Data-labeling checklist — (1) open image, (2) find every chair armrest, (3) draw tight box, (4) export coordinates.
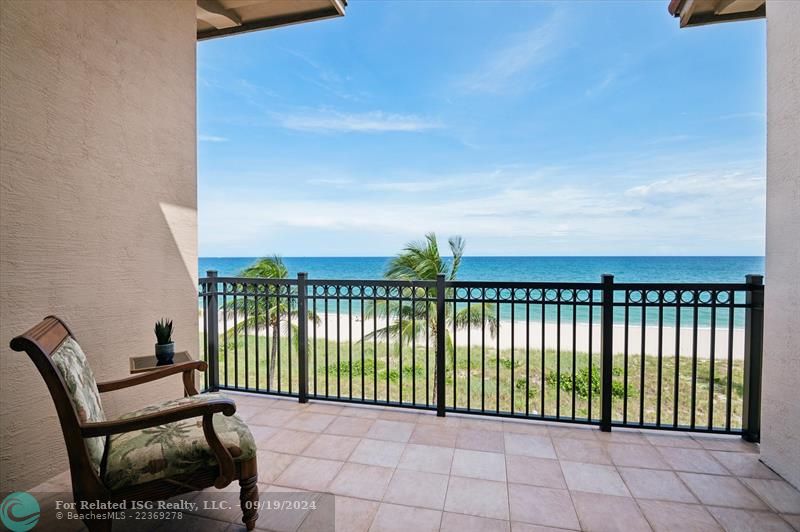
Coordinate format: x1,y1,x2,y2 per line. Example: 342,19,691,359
82,396,237,488
97,360,207,395
80,396,234,437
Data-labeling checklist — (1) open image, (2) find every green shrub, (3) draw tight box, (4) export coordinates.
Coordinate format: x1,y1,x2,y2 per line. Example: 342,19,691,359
545,366,627,399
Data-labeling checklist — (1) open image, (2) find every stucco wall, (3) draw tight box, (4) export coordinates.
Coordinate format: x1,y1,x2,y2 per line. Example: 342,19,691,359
0,0,197,490
762,0,800,489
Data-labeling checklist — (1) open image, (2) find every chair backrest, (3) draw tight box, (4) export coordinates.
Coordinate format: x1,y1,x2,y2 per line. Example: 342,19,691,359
9,316,107,480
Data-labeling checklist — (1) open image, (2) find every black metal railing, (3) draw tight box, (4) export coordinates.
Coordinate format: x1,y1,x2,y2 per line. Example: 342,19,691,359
199,270,764,440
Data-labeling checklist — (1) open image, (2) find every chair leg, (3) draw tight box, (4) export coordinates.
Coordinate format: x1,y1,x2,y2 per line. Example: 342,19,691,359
239,474,259,531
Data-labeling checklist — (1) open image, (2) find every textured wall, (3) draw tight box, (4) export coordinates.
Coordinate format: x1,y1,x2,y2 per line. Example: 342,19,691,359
0,0,197,490
762,0,800,489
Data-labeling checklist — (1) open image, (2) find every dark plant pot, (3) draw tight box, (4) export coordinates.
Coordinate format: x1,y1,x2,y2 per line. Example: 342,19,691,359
155,342,175,365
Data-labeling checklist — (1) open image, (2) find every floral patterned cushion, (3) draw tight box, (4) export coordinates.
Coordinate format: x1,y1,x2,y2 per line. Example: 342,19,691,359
102,393,257,490
51,337,106,475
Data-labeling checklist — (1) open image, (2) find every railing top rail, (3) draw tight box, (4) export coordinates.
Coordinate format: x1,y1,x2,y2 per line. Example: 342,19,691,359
201,276,298,286
307,278,437,288
612,282,756,291
446,280,602,289
200,277,762,292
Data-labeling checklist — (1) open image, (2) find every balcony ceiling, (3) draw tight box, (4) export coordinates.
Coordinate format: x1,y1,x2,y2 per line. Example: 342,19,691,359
197,0,346,40
668,0,765,27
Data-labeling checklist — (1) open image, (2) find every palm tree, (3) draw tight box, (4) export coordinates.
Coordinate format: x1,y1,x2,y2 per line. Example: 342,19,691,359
228,256,315,389
368,233,498,401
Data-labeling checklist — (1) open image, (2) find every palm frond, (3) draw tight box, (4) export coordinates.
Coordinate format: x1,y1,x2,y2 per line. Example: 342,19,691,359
448,235,464,279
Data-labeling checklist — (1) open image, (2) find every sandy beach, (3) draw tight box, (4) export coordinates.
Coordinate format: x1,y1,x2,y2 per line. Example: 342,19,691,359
201,311,744,360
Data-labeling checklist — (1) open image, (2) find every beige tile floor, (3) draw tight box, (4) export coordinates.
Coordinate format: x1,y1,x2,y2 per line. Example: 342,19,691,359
34,392,800,532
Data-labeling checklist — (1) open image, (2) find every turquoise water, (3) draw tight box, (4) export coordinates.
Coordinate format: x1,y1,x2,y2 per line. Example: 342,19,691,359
200,256,764,283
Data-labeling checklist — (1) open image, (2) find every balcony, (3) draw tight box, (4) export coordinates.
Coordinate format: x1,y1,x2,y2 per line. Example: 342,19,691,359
32,393,799,531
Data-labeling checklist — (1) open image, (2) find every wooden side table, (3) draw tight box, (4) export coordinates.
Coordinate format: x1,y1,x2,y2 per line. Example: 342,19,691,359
129,350,193,373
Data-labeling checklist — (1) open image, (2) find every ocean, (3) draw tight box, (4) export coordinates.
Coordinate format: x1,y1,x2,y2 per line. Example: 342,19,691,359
199,256,764,283
199,256,764,330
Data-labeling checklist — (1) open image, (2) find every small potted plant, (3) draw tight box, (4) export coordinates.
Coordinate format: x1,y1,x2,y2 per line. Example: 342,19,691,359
154,318,175,365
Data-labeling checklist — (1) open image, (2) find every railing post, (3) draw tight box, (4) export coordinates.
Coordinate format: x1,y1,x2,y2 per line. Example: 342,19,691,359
600,274,614,432
206,270,220,392
742,274,764,442
297,272,309,404
436,274,446,417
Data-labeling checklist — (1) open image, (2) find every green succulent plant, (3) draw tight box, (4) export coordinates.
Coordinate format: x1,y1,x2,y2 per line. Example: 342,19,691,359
154,318,173,345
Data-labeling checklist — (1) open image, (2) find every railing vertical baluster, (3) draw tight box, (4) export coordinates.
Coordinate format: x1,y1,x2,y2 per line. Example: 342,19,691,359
336,291,341,398
541,299,545,417
496,291,501,413
726,289,735,431
600,274,614,432
233,284,239,389
264,285,277,391
436,274,446,417
656,289,663,427
571,298,576,420
482,295,486,412
425,286,429,407
201,279,209,392
453,293,457,409
623,291,629,424
374,286,378,403
206,270,220,391
412,285,416,406
298,273,309,403
691,293,699,429
556,294,561,419
386,287,390,402
511,291,516,415
361,287,366,402
674,290,681,428
288,285,292,394
255,284,260,391
709,301,717,429
639,297,646,425
588,297,594,421
223,284,229,388
467,289,471,411
244,284,249,390
313,286,317,397
277,284,282,393
349,292,353,401
525,300,530,416
742,274,764,442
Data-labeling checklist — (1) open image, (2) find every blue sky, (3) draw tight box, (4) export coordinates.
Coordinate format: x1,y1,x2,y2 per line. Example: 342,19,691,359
197,0,765,257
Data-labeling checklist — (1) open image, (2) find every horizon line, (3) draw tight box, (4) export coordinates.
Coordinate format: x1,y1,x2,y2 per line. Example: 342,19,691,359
199,255,766,259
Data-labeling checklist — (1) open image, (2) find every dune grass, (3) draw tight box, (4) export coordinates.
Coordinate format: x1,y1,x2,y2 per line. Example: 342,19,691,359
206,334,744,429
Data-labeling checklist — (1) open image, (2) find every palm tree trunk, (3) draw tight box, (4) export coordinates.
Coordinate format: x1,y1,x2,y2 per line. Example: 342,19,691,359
269,321,279,389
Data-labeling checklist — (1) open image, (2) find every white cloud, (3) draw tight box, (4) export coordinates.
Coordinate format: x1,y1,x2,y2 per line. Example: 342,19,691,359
459,11,563,94
278,110,442,133
199,134,228,142
199,164,765,256
625,172,763,200
585,71,617,98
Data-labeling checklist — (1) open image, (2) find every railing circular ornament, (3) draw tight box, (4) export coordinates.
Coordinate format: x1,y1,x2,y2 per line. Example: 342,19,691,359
646,290,661,304
576,289,591,303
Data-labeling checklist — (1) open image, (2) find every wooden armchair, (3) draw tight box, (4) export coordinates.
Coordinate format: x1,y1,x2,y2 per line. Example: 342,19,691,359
10,316,259,531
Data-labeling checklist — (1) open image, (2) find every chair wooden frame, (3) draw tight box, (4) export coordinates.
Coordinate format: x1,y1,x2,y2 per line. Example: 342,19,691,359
9,316,259,531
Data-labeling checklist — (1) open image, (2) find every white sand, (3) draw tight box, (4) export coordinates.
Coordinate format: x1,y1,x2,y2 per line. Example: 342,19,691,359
201,311,744,360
